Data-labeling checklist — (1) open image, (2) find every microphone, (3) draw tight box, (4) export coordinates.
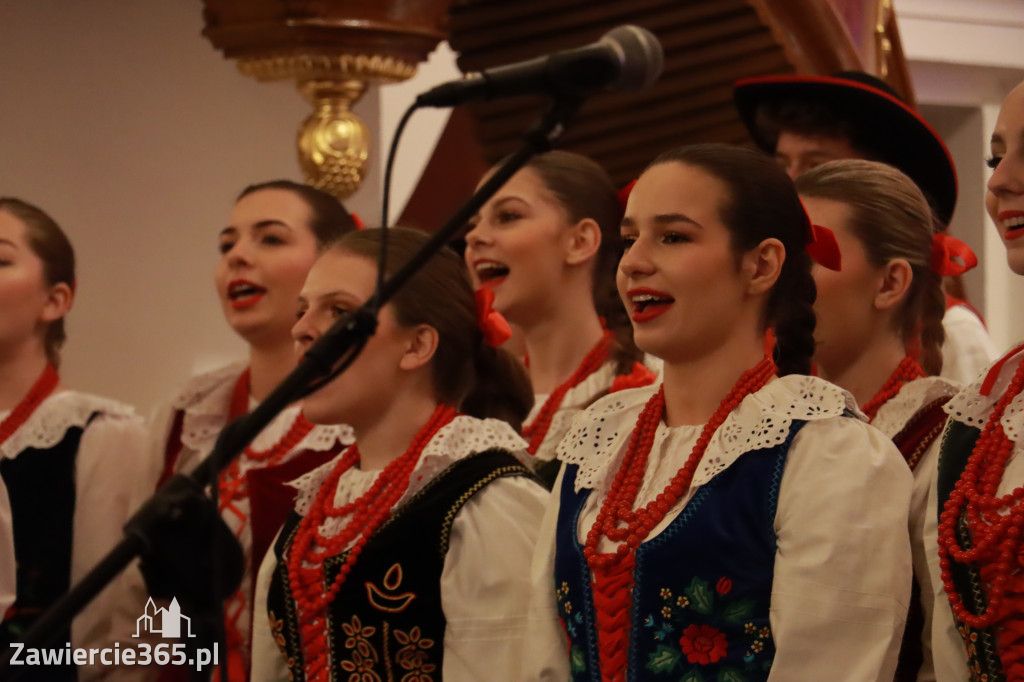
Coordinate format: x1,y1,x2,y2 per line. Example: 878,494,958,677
416,25,664,107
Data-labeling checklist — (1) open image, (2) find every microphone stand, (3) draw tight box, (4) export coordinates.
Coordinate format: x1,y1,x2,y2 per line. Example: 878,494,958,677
0,94,583,681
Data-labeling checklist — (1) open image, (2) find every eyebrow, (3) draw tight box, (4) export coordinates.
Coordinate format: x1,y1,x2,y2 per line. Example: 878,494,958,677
219,219,292,239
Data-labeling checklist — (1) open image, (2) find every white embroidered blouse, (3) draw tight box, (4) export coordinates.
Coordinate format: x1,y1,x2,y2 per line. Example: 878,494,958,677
522,375,914,681
872,376,960,682
152,362,354,664
1,390,154,682
249,415,549,682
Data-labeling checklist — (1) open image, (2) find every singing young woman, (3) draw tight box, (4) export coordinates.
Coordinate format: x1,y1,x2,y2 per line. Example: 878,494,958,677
249,227,547,682
796,159,972,681
933,78,1024,681
153,180,356,680
523,145,914,681
464,151,656,485
0,198,151,681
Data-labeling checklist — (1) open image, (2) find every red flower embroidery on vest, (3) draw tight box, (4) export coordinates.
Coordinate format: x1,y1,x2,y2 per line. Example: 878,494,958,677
679,624,728,665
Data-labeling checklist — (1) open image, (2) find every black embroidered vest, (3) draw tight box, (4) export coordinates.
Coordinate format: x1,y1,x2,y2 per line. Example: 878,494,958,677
1,423,88,682
267,449,535,681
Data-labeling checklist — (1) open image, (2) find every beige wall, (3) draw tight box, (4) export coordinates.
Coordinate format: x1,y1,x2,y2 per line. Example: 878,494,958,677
0,0,383,418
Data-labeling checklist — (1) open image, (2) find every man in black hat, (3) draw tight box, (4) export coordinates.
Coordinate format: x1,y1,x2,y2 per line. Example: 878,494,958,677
734,70,998,384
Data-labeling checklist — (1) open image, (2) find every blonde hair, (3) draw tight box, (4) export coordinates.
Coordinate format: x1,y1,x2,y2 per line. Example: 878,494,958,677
795,159,945,375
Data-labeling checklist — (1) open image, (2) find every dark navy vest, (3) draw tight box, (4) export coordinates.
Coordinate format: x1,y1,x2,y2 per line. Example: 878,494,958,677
267,449,536,681
1,423,89,682
554,420,806,682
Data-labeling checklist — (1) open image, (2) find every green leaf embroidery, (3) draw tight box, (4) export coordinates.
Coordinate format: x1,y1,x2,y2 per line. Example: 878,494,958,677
570,646,586,672
645,645,680,673
717,668,746,682
684,577,714,614
680,670,706,682
721,599,755,623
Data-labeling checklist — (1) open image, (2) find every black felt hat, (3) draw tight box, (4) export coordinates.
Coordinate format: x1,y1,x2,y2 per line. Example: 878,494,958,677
733,71,958,224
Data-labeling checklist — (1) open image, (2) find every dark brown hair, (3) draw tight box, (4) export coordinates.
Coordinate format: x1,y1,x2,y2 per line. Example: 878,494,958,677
647,144,817,376
335,228,533,428
0,198,75,368
237,180,357,247
754,99,880,160
522,151,643,374
796,159,946,375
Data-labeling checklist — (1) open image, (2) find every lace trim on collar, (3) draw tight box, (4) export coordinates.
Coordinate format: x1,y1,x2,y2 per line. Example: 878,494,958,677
0,391,136,461
871,376,960,439
291,416,528,538
171,363,352,456
557,374,857,494
945,346,1024,443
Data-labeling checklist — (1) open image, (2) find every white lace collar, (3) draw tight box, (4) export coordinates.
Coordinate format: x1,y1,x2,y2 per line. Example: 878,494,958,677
871,376,960,440
291,416,528,536
172,362,352,456
557,374,858,494
0,390,136,461
945,345,1024,443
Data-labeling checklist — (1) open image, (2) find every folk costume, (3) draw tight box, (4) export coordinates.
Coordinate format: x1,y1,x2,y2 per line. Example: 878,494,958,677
0,365,153,682
523,328,657,486
932,343,1024,681
863,368,959,682
154,363,353,680
523,373,914,681
250,413,548,682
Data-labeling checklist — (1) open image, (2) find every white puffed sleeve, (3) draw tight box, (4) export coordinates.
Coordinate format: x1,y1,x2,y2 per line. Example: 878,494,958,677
72,411,157,682
768,418,913,682
439,475,549,682
518,467,570,681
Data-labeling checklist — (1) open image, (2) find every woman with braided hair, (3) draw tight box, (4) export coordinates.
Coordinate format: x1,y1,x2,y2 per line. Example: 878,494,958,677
523,144,913,681
796,159,971,681
932,78,1024,681
464,151,657,485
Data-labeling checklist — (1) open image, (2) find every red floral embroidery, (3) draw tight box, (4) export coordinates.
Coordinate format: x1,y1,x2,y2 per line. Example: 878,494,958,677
679,624,728,665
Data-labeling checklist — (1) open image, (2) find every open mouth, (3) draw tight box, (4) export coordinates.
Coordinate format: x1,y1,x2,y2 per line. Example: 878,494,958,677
228,280,267,309
474,260,510,286
999,211,1024,241
629,290,674,322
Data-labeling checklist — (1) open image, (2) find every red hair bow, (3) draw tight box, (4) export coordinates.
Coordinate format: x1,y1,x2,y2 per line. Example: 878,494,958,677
806,223,842,271
798,199,841,271
350,212,366,230
931,233,977,276
617,179,637,213
474,288,512,347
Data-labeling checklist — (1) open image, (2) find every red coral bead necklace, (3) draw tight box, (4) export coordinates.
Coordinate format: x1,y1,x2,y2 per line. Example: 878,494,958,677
937,351,1024,638
584,355,777,682
860,355,925,422
0,363,60,448
522,328,613,455
286,403,457,682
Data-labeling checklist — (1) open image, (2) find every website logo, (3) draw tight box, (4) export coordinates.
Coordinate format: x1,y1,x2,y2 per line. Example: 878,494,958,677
133,597,195,639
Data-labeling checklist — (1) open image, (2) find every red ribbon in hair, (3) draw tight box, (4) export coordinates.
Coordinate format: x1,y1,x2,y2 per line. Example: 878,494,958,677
617,179,637,213
474,288,512,347
798,200,842,271
931,233,977,277
805,223,842,271
350,212,366,230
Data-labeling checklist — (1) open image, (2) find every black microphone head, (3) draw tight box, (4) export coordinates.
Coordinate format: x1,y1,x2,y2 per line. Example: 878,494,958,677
602,25,664,92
